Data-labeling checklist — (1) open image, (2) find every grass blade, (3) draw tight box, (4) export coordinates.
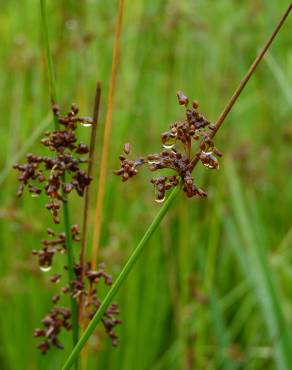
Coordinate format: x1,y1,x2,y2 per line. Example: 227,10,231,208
265,52,292,108
40,0,57,108
224,156,292,370
209,290,237,370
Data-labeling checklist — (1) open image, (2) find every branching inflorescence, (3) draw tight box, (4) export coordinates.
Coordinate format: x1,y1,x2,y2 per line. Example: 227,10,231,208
14,105,92,224
114,91,222,201
14,105,121,354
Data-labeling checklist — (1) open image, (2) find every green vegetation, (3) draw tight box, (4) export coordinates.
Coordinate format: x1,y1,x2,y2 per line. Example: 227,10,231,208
0,1,291,370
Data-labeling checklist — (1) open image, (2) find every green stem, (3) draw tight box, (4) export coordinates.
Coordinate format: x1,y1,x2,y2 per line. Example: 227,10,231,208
61,185,180,370
40,0,57,108
40,0,79,367
63,199,79,345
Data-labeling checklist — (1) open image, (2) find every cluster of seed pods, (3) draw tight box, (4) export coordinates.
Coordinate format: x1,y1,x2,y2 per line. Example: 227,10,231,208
14,104,121,353
34,258,121,352
114,91,222,201
13,104,92,224
34,307,71,354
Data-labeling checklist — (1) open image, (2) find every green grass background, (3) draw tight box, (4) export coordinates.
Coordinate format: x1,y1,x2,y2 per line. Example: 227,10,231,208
0,1,291,369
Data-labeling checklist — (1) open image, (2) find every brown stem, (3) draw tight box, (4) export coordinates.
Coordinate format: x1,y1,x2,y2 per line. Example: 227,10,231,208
79,83,101,370
189,3,291,171
80,82,101,273
91,0,125,269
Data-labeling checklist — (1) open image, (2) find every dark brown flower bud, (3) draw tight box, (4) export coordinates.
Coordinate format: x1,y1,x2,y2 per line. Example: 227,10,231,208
38,341,49,354
71,103,79,114
34,328,46,337
123,143,130,154
50,274,61,283
52,294,60,304
177,90,189,106
61,285,70,294
192,100,199,109
76,143,89,154
52,104,60,116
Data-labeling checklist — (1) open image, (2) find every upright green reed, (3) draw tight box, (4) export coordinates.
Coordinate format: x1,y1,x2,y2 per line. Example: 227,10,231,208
39,0,79,366
225,156,292,370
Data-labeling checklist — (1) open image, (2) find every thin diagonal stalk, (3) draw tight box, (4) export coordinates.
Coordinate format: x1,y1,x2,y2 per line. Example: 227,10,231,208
61,5,291,370
189,2,292,170
62,185,181,370
91,0,125,269
211,2,292,136
40,0,79,367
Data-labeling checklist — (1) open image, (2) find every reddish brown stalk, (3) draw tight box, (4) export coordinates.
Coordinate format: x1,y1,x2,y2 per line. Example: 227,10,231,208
189,3,292,171
91,0,125,269
79,81,101,369
80,82,101,273
79,83,101,370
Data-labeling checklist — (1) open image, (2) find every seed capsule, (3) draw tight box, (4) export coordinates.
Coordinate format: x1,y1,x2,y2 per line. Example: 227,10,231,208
123,143,131,154
177,90,189,106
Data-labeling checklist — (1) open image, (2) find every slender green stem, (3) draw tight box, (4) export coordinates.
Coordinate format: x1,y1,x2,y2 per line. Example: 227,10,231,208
80,82,101,273
40,0,79,368
63,199,79,345
40,0,57,108
61,185,181,370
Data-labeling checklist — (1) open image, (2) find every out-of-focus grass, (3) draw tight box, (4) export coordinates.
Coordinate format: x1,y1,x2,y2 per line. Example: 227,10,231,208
0,1,291,369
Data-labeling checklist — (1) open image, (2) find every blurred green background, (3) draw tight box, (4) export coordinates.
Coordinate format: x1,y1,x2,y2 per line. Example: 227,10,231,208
0,1,291,369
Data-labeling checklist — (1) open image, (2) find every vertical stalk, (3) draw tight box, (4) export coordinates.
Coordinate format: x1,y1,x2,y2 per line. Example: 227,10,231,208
79,82,101,370
80,82,101,272
39,1,79,368
39,0,57,111
91,0,125,269
63,200,79,348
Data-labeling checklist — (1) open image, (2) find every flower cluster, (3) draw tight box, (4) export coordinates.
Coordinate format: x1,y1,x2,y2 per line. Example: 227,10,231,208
34,258,121,352
14,103,121,354
114,91,222,201
73,262,121,346
34,307,71,354
13,104,92,224
31,225,81,272
32,228,66,271
32,224,120,352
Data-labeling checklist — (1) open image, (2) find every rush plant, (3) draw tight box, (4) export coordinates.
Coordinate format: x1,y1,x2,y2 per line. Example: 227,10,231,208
61,4,291,370
12,1,122,368
114,91,222,201
13,103,121,355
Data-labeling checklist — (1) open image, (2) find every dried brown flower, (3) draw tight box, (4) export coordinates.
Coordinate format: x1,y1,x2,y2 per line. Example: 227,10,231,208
114,91,222,201
34,306,71,354
14,103,121,353
13,104,92,224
